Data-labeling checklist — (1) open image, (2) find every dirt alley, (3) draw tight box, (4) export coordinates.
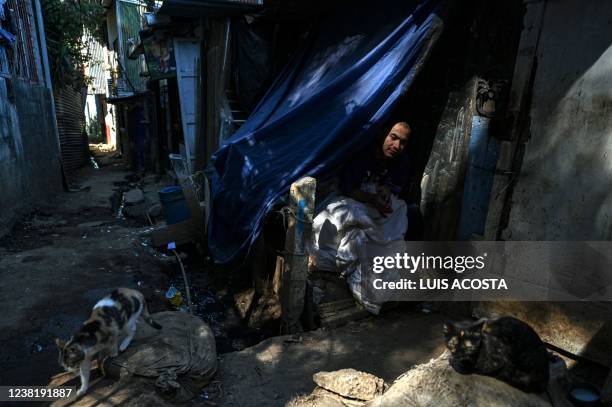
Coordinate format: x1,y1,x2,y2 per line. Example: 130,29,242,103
0,150,176,387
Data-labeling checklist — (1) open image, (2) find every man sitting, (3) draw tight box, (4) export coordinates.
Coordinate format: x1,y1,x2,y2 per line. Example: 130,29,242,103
312,122,412,314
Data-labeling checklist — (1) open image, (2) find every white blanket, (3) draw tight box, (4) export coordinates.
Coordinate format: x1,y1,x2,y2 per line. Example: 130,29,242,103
312,194,408,314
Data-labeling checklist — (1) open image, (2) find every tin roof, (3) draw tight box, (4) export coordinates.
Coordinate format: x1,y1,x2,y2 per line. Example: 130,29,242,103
157,0,264,17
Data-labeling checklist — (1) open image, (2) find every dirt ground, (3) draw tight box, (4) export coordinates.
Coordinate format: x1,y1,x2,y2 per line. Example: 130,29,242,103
211,309,446,406
0,150,173,388
0,149,449,406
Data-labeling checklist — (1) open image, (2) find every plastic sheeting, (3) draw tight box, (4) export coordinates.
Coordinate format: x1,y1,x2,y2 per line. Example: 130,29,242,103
233,19,275,112
209,0,444,265
0,27,14,46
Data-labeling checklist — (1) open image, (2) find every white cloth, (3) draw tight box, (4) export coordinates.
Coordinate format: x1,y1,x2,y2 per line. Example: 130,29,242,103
312,194,408,314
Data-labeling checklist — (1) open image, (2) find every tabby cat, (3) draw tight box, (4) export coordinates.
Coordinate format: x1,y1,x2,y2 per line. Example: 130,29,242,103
443,316,549,392
55,288,162,396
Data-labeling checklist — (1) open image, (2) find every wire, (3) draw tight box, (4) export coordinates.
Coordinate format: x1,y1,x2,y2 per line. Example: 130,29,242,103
172,249,193,313
279,206,313,231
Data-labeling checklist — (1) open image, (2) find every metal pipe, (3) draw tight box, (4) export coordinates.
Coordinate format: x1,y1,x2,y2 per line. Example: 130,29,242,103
33,0,55,115
33,0,66,187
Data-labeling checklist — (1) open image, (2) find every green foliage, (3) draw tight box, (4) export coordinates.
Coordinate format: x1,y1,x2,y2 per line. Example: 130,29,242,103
41,0,105,89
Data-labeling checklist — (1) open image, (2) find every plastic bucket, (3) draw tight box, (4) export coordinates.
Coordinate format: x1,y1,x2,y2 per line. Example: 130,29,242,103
159,186,191,225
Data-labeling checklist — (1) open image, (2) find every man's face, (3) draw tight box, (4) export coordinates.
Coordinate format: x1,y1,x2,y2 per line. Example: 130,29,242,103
382,123,411,159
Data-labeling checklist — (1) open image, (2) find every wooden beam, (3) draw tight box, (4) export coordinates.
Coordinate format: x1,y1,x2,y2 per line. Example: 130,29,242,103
148,218,202,248
193,54,207,172
178,175,205,227
280,176,316,333
319,299,370,328
483,0,547,239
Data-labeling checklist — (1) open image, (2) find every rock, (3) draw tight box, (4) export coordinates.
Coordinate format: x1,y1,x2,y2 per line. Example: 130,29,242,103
311,387,367,406
124,188,144,205
365,352,550,407
313,369,385,401
287,393,347,407
123,202,149,220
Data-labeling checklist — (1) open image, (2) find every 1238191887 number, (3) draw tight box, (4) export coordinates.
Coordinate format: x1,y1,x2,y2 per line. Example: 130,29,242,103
0,386,75,401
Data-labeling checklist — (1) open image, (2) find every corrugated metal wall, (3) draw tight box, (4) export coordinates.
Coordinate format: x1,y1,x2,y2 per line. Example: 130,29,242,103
0,0,42,83
116,0,147,93
54,86,89,174
86,35,108,94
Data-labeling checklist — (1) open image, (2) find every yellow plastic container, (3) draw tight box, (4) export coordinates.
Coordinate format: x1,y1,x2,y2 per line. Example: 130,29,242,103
165,286,183,308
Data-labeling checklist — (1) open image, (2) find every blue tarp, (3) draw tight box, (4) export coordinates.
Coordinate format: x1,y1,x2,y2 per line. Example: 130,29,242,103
0,27,16,46
209,0,444,265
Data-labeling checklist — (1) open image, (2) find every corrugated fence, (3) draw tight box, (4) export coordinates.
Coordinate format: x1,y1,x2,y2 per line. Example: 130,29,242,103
0,0,42,83
54,85,89,175
117,0,147,93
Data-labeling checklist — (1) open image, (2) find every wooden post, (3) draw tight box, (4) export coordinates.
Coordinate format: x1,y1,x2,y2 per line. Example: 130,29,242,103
193,56,205,171
483,0,546,239
281,176,316,333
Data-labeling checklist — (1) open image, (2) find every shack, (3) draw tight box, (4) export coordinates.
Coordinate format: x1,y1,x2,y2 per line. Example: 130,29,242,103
96,0,612,400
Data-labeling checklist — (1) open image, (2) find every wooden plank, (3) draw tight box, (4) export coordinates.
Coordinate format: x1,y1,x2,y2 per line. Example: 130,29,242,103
273,255,284,296
483,0,547,239
148,218,201,247
318,298,356,315
420,77,478,240
174,38,201,170
193,28,207,172
458,116,500,239
320,306,371,329
179,177,204,226
280,177,316,333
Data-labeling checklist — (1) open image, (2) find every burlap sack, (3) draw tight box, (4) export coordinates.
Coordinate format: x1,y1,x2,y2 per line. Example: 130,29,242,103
104,311,217,403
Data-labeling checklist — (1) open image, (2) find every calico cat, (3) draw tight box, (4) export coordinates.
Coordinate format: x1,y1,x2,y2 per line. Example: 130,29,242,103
443,316,549,392
55,288,162,397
